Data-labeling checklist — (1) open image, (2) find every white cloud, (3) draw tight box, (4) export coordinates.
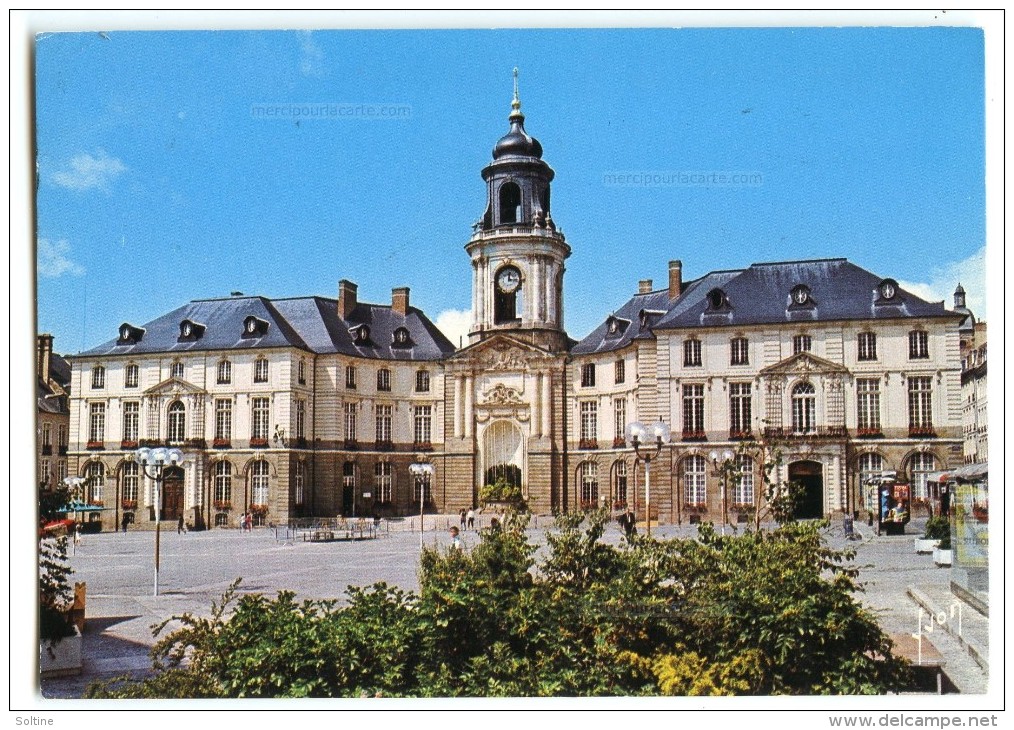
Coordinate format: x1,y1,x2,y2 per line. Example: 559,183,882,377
298,30,324,77
898,246,986,318
52,149,126,191
435,308,472,349
38,238,85,278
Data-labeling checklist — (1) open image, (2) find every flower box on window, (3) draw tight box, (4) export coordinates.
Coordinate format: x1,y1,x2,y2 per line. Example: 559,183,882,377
344,439,359,451
612,436,626,449
578,438,599,450
856,428,884,439
139,439,162,448
729,430,753,441
296,437,308,448
90,501,104,508
413,441,433,452
213,500,232,511
612,500,628,511
579,500,600,512
375,441,394,452
212,438,231,449
120,440,138,450
909,427,937,438
684,503,707,512
250,504,268,516
121,500,137,511
185,438,207,449
250,438,269,448
681,430,707,442
86,441,104,451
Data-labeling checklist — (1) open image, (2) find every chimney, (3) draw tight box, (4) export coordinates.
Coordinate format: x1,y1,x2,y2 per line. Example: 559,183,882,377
392,286,410,316
668,260,683,300
38,333,53,384
638,279,653,295
337,280,358,320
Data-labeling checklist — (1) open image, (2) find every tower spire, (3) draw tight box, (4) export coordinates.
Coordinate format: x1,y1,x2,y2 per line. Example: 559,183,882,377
510,67,522,119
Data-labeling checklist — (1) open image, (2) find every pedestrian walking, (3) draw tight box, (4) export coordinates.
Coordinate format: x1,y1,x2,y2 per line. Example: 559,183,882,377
73,522,82,546
121,513,130,533
618,508,636,540
466,508,475,530
459,508,467,530
244,512,252,531
449,525,463,551
178,515,187,534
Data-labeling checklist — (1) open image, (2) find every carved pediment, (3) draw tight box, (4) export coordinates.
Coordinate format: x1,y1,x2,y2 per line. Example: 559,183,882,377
759,352,849,378
449,333,555,372
144,377,207,397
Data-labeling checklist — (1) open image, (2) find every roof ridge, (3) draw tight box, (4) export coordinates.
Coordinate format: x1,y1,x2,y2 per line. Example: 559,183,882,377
748,257,848,267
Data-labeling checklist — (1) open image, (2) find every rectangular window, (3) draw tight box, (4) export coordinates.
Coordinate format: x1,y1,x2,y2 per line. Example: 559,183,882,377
414,405,432,445
730,337,749,366
58,424,67,448
345,365,357,389
344,402,357,442
375,404,393,444
252,397,270,440
254,358,269,383
375,462,392,503
122,401,140,442
909,330,929,359
580,401,597,444
581,363,596,388
793,334,812,354
298,360,306,385
42,422,52,447
858,332,877,361
683,339,702,367
215,399,232,441
908,377,933,430
614,462,628,504
377,369,391,392
171,361,185,379
732,456,755,505
683,456,707,505
416,370,430,393
91,366,105,389
122,463,139,503
614,398,626,445
57,460,67,484
296,399,306,440
856,379,881,432
125,363,139,388
682,384,705,437
89,402,105,443
217,360,231,385
614,359,625,384
41,459,51,486
729,383,752,436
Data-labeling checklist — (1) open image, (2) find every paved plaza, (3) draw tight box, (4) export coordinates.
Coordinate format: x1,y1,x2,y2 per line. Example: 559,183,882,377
39,515,989,699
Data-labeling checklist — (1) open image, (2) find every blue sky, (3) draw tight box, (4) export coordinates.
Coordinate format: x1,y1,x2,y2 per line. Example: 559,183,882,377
36,27,986,353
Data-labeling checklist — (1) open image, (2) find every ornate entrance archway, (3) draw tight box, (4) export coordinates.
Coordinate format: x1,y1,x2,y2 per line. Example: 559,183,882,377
789,460,824,519
161,466,185,522
482,420,525,488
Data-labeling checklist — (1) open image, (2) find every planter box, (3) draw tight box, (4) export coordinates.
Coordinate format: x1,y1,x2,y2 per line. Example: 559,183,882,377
933,548,953,567
40,627,82,678
915,538,939,554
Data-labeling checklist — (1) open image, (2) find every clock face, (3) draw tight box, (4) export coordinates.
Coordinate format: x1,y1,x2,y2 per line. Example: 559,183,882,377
246,319,257,333
182,323,192,336
497,267,521,293
793,287,809,305
881,282,896,299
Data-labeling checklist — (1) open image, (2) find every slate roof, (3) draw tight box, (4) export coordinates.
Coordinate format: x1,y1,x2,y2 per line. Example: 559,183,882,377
573,258,961,355
77,295,456,361
38,352,71,414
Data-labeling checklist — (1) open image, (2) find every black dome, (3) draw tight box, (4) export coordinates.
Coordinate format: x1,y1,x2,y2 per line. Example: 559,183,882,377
493,114,543,159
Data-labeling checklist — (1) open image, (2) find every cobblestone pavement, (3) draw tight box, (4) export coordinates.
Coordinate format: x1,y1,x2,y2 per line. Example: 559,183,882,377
38,515,990,698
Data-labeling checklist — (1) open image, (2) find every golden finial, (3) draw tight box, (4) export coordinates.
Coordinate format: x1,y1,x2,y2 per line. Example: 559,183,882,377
511,67,521,113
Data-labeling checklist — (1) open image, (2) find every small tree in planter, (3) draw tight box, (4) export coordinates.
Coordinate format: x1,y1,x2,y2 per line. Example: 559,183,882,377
917,516,949,554
933,525,952,566
478,478,527,512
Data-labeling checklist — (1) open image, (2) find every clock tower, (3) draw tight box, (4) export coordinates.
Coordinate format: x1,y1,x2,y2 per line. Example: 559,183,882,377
466,69,571,352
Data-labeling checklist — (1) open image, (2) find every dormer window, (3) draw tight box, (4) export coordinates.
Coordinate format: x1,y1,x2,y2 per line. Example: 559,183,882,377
179,319,206,340
877,278,899,302
638,309,665,329
393,327,411,347
243,316,268,337
790,285,813,307
706,288,729,311
351,324,371,345
118,323,145,344
605,316,628,337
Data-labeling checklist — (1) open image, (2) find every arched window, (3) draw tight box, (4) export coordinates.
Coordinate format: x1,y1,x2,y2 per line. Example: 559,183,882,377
733,455,755,505
613,461,628,505
580,462,599,506
791,382,816,434
683,455,707,506
498,181,521,224
858,452,884,510
251,461,270,507
86,462,104,504
214,461,233,507
121,462,139,506
909,453,936,501
168,401,186,443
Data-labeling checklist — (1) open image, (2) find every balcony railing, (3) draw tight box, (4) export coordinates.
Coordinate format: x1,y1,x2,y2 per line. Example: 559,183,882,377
762,426,848,440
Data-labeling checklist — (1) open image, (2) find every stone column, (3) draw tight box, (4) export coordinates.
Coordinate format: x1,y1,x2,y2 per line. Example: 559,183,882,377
533,372,542,438
464,375,473,439
453,375,462,439
471,261,479,331
532,257,543,325
547,262,558,327
832,453,841,512
542,371,552,437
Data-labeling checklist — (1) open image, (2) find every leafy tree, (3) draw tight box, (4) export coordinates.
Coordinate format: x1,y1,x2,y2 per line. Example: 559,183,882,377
39,536,76,645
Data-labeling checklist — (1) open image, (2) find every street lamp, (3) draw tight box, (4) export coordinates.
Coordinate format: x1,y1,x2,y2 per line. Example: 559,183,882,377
409,462,435,549
625,419,671,538
134,446,184,596
709,449,735,535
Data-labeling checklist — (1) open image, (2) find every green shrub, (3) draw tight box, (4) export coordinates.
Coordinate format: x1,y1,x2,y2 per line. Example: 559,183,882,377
923,516,950,541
